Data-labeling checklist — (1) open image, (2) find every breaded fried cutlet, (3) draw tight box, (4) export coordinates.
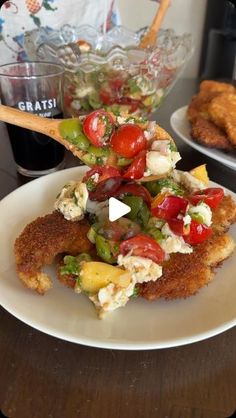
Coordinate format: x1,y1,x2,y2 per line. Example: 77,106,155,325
208,93,236,128
187,90,220,123
188,81,235,125
212,194,236,234
208,93,236,147
225,118,236,147
138,233,235,300
190,116,232,150
199,80,235,94
14,211,93,294
139,194,236,301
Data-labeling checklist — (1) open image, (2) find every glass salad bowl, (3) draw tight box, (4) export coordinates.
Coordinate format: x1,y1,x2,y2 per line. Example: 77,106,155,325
24,24,193,116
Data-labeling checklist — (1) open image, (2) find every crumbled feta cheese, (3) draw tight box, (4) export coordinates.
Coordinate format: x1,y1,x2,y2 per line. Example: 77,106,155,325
117,116,135,125
182,214,192,226
90,173,100,183
151,140,170,153
75,85,94,98
86,199,109,220
54,181,88,221
146,121,156,136
117,254,162,284
171,152,181,165
144,130,153,140
135,76,155,95
117,116,127,125
146,151,172,176
172,170,205,192
71,100,81,111
89,281,135,319
161,223,192,254
189,202,212,226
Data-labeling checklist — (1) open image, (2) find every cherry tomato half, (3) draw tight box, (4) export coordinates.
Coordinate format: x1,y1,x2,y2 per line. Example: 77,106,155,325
151,195,189,220
89,177,123,201
99,89,114,105
83,165,121,184
114,183,152,205
83,110,114,147
109,77,124,91
188,187,224,209
123,151,146,180
119,234,165,264
64,94,73,107
184,220,212,245
116,97,141,113
167,218,190,236
110,124,147,158
99,86,118,105
83,166,122,201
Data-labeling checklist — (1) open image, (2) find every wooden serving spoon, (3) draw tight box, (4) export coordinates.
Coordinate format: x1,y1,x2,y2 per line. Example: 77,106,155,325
139,0,171,49
0,104,169,182
0,104,85,160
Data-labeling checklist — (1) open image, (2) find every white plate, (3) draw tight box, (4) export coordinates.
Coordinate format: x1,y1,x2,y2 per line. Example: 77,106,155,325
0,166,235,350
170,106,236,170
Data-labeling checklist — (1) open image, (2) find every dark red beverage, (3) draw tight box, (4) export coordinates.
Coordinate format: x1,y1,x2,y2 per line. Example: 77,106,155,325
0,62,65,177
6,112,65,175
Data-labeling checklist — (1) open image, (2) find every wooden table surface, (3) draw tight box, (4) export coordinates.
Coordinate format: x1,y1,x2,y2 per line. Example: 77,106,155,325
0,79,235,418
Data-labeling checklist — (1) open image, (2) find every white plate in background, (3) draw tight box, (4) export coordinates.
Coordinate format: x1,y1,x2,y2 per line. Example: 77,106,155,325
170,106,236,170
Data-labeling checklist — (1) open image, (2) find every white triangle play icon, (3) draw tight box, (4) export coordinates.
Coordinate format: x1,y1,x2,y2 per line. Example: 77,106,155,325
109,197,131,222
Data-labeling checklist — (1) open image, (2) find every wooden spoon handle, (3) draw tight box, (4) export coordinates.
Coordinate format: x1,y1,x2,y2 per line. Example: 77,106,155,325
139,0,171,48
150,0,171,32
0,104,58,135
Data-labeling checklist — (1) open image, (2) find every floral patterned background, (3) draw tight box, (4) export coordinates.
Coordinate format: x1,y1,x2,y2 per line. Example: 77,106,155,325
0,0,120,64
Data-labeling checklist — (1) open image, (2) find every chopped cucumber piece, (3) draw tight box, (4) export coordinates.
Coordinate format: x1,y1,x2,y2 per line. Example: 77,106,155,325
117,156,132,167
82,153,97,166
59,118,82,141
88,145,109,157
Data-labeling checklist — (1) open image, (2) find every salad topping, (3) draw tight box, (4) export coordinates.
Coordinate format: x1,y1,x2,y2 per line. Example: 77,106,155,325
59,110,180,179
64,69,165,118
55,162,225,318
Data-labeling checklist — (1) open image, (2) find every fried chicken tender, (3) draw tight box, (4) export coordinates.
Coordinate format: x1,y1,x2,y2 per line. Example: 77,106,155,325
190,116,232,150
199,80,235,94
139,195,236,301
208,93,236,128
208,93,236,146
187,81,236,150
225,118,236,146
187,91,220,123
187,80,235,124
14,211,93,294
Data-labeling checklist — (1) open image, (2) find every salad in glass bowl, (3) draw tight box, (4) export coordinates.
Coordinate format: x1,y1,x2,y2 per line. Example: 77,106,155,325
24,24,193,116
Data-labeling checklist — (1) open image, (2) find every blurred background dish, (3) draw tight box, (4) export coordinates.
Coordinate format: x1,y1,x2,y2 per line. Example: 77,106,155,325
170,106,236,170
24,24,193,116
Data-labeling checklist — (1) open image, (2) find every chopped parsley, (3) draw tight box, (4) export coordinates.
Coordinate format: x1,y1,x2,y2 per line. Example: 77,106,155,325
145,178,184,197
131,286,140,298
169,141,178,152
60,253,92,276
86,178,96,192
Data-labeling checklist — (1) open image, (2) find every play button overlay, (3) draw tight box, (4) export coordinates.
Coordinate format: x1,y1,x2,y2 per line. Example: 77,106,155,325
109,197,131,222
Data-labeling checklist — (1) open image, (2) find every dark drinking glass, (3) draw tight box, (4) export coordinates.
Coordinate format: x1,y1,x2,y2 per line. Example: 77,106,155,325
0,62,65,177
